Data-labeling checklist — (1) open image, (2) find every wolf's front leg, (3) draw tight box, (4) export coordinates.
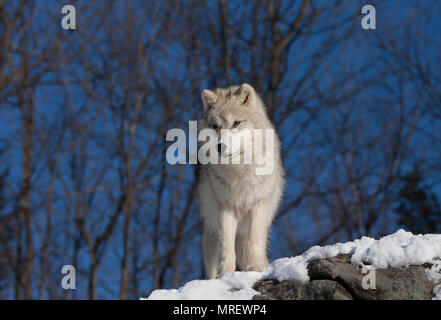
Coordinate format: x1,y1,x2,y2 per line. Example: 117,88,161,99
217,210,238,277
203,227,219,279
243,204,272,271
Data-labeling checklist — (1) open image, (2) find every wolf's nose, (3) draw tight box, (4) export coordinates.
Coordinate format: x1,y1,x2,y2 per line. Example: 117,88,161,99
217,143,226,154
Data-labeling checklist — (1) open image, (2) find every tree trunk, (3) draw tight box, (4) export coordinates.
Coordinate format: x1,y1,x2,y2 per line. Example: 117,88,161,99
19,85,34,300
88,261,98,300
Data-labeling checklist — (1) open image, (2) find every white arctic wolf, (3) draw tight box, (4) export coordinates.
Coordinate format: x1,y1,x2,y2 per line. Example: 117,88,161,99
198,83,285,279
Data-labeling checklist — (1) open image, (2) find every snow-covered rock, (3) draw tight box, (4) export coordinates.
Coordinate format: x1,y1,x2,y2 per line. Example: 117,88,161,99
145,229,441,300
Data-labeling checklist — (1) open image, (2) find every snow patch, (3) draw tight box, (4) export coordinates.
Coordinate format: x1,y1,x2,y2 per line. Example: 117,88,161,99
425,260,441,300
147,272,262,300
144,229,441,300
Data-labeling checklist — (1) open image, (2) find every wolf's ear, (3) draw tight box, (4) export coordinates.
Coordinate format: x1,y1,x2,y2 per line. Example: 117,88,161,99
201,89,217,111
235,83,255,106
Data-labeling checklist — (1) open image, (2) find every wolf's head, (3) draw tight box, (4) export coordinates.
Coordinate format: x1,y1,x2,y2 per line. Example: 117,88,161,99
201,83,267,120
199,84,274,164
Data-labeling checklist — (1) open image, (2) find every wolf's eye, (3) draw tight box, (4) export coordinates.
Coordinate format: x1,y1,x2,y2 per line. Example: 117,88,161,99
212,124,218,129
233,121,241,128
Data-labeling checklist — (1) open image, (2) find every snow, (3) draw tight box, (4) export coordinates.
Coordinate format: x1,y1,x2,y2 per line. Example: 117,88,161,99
425,261,441,300
145,229,441,300
260,256,309,282
146,272,262,300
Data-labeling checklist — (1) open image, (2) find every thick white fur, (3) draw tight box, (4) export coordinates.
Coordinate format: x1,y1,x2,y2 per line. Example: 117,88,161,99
198,83,285,279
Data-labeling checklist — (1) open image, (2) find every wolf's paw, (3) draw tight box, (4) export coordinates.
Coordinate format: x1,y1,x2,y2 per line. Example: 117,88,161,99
218,261,236,277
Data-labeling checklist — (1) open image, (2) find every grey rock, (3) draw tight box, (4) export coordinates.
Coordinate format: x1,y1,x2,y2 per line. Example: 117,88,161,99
252,279,353,300
252,294,276,300
253,279,306,300
305,279,353,300
307,254,434,300
252,254,436,300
